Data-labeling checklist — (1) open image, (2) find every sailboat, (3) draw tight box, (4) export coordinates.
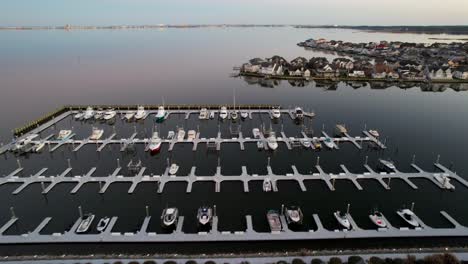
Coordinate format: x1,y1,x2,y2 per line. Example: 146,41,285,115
169,163,179,175
161,207,179,228
284,206,303,225
369,211,387,228
148,132,162,153
334,211,351,230
197,206,213,227
397,208,420,228
76,214,95,234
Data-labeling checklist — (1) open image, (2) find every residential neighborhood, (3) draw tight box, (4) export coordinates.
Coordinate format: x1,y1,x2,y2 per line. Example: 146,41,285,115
289,38,468,81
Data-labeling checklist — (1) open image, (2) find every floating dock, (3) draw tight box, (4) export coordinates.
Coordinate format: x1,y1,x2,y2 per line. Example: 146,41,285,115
0,161,463,195
0,210,466,244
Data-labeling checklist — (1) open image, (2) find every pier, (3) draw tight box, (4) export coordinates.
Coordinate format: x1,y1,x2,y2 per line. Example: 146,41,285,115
0,210,466,244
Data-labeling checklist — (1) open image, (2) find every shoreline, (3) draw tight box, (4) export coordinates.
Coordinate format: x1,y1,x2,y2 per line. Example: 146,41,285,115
239,72,468,84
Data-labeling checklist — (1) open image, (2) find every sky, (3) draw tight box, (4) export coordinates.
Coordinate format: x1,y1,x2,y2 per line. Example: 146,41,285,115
1,0,468,26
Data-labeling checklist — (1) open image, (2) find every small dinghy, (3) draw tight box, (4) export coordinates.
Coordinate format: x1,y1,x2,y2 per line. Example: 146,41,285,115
96,217,110,232
169,163,179,175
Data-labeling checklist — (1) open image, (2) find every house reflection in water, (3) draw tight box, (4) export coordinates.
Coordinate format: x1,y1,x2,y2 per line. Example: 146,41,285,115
242,76,468,92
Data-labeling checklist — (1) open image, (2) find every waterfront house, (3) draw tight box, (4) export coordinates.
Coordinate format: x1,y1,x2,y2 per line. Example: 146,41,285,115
303,69,311,77
453,67,468,80
348,70,366,78
291,57,308,68
372,72,387,79
315,64,337,78
429,67,453,80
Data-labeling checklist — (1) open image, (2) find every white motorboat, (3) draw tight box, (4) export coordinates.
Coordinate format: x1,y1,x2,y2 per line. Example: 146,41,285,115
397,209,420,228
96,217,110,232
89,127,104,140
76,214,95,234
74,112,84,120
300,138,311,148
197,206,213,226
240,110,249,119
148,132,162,153
336,124,347,134
199,108,209,120
294,107,304,120
323,137,335,149
312,138,322,149
124,111,136,121
94,109,104,120
284,206,303,225
267,132,278,150
369,211,387,228
83,107,94,120
267,210,282,232
379,159,396,171
271,108,281,119
369,130,380,138
57,130,72,141
161,207,179,228
434,174,455,190
187,130,196,141
167,131,175,140
134,106,147,120
11,134,39,152
252,128,261,139
155,106,166,122
230,110,238,120
334,211,351,230
103,108,116,120
263,178,272,192
219,106,228,120
169,163,179,175
177,128,185,141
32,141,46,152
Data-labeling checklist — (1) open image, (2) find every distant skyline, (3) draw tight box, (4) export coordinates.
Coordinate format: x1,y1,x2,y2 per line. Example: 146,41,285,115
1,0,468,26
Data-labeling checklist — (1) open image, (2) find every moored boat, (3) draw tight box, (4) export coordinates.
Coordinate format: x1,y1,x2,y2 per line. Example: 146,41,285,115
271,107,281,119
263,178,272,192
103,108,116,120
155,106,166,122
267,210,282,232
197,206,213,226
134,106,147,120
294,107,304,120
335,124,347,134
177,128,185,141
94,108,104,120
230,110,238,120
74,112,84,120
334,211,351,230
83,107,94,120
187,130,196,141
161,207,179,228
89,127,104,140
169,163,179,175
199,108,209,120
434,174,455,190
323,137,335,149
369,130,380,138
240,110,249,119
76,214,95,234
396,209,420,228
11,134,39,152
57,130,72,141
96,217,110,232
252,128,261,139
32,141,46,152
267,132,278,150
124,111,136,121
312,138,322,149
167,131,175,140
379,159,396,171
148,132,162,153
219,106,228,120
284,206,303,225
300,138,311,148
369,211,387,228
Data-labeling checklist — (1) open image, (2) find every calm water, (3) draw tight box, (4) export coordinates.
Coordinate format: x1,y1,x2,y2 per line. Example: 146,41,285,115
1,27,468,252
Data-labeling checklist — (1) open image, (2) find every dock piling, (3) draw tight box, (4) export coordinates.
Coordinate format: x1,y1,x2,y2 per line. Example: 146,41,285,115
78,206,83,218
387,177,392,188
412,154,416,164
214,205,217,217
117,158,120,168
40,182,45,193
411,202,415,211
67,159,71,169
17,159,22,169
436,154,440,164
10,207,16,219
347,203,350,214
316,156,320,166
145,206,149,217
365,156,368,165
